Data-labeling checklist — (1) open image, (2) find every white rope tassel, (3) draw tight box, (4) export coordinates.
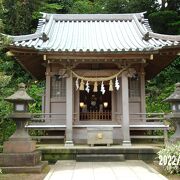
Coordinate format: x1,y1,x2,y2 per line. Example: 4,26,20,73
115,77,120,90
101,81,105,94
75,78,79,90
85,81,90,93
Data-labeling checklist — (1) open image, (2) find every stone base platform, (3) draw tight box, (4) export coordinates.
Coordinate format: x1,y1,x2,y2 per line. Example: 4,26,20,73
0,161,48,173
0,151,41,166
0,150,48,173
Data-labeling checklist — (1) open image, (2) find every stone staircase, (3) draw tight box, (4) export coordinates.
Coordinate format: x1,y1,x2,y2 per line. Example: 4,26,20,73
39,145,160,163
76,154,125,162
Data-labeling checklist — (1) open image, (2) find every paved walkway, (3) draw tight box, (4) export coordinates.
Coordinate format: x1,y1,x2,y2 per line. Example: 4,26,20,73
44,160,167,180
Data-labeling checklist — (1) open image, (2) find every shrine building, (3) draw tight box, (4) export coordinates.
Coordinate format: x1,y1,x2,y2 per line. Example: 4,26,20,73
8,12,180,146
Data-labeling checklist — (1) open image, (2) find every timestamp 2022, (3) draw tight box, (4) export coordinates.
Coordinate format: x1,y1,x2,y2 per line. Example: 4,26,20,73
159,155,180,166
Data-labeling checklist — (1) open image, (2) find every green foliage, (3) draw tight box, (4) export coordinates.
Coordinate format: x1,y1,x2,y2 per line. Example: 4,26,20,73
0,72,11,87
166,0,180,13
149,11,180,34
2,0,38,34
146,85,174,113
97,0,128,13
126,0,159,15
70,0,95,13
157,142,180,174
32,0,73,23
69,0,159,14
0,52,45,144
146,57,180,113
170,21,180,34
28,82,45,113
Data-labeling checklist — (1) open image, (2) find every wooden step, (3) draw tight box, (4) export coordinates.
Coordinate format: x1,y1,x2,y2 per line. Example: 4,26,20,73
130,135,164,139
76,154,125,162
32,136,64,140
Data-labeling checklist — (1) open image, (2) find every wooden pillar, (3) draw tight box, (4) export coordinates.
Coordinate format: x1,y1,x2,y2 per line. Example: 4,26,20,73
74,87,80,122
45,64,51,122
121,71,131,146
41,90,45,113
65,71,74,146
140,66,146,122
111,91,115,122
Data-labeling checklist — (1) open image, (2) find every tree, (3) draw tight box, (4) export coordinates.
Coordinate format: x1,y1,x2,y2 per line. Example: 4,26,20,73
69,0,97,13
97,0,128,13
127,0,159,15
166,0,180,13
149,10,180,34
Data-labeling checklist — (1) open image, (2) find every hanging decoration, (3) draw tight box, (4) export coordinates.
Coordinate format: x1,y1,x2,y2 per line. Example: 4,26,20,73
76,78,79,90
115,77,120,90
109,80,113,91
71,66,134,93
79,80,84,91
71,67,128,82
101,81,105,94
85,81,90,93
93,81,98,92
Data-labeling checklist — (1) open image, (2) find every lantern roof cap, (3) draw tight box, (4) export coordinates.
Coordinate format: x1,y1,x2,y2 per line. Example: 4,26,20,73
165,83,180,102
5,83,34,103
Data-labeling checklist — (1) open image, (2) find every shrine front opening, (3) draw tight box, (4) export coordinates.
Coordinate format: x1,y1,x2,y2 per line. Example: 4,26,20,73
79,85,112,121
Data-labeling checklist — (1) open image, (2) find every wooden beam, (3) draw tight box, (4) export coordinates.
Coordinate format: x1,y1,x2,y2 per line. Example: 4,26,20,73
73,70,120,77
45,53,153,60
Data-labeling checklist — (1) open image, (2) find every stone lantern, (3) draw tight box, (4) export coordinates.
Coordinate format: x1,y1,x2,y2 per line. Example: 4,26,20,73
3,83,35,153
165,82,180,143
0,83,47,173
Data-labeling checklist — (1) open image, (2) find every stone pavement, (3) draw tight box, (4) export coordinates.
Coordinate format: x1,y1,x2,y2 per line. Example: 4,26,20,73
44,160,167,180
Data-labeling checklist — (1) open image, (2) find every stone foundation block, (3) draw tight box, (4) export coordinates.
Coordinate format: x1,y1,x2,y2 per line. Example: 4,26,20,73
3,140,36,153
1,161,48,173
0,150,41,166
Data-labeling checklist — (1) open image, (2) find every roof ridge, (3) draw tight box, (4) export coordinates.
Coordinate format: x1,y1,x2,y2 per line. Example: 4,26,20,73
9,33,42,42
149,32,180,42
41,12,146,21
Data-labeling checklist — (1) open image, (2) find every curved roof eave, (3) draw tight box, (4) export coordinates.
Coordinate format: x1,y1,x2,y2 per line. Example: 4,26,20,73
7,12,180,56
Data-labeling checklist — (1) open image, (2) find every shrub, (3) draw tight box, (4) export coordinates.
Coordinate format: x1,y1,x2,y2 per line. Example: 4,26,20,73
157,143,180,174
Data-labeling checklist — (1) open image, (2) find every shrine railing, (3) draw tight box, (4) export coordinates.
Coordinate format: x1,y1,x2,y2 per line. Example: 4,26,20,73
30,113,66,123
80,111,111,121
29,112,165,123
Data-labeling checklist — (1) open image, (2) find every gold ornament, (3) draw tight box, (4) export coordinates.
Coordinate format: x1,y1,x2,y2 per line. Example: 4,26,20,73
109,80,113,91
93,81,98,92
79,80,84,90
